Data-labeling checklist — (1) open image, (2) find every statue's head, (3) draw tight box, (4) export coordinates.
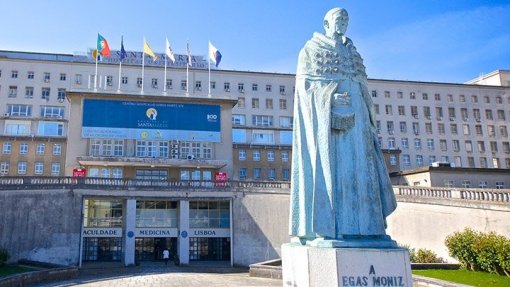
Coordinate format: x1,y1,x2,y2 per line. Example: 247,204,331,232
323,8,349,38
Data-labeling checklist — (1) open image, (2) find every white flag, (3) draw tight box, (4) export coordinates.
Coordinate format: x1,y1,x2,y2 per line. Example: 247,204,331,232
165,37,175,63
186,41,192,67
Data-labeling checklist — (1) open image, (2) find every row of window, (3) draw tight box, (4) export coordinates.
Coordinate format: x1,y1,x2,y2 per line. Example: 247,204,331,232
380,137,510,154
4,120,64,136
89,139,213,159
371,90,507,104
374,105,508,121
376,121,508,138
235,98,289,110
232,114,293,128
4,105,64,118
400,154,509,169
238,149,289,162
232,129,292,145
0,161,61,175
2,142,62,155
3,86,66,101
2,70,65,82
442,180,505,189
238,167,290,181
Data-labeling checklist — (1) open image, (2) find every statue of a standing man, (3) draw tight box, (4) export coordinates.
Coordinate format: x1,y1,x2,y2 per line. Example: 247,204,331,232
289,7,397,247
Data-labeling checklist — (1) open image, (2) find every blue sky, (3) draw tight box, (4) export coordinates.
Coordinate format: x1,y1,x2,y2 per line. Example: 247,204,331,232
0,0,508,83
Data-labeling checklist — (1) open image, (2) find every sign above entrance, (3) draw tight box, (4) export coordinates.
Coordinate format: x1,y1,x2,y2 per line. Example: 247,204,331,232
82,228,122,237
190,228,230,238
136,228,178,238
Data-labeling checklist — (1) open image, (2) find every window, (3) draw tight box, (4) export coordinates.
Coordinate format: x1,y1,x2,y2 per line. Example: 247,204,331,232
438,123,445,134
411,106,418,117
279,99,287,110
450,124,458,135
479,181,488,188
3,142,12,154
151,78,158,88
27,71,34,79
374,104,379,114
480,157,488,168
428,155,436,165
453,140,460,152
497,110,506,121
237,97,245,108
43,72,50,82
36,143,45,155
399,122,407,133
503,142,510,153
253,168,261,179
11,70,18,78
388,138,396,149
53,144,62,155
279,116,293,128
440,140,447,151
268,168,276,180
462,180,471,188
403,155,410,166
37,122,64,136
425,123,433,134
500,126,508,137
265,84,272,92
389,155,397,166
416,155,423,166
427,139,434,150
496,182,505,189
252,84,258,91
436,107,443,119
410,92,416,99
282,169,290,181
485,109,493,120
239,149,246,160
265,99,273,109
490,141,498,152
424,107,431,118
0,162,8,175
238,83,244,93
475,125,483,136
41,88,50,100
232,114,246,126
8,86,17,97
484,96,490,104
465,141,473,153
239,168,247,180
397,91,403,99
371,90,377,98
473,109,481,121
376,121,381,134
478,141,486,153
7,105,32,117
412,122,420,135
5,120,30,135
384,91,390,98
34,162,44,175
496,96,503,104
385,105,393,115
447,94,453,102
398,106,405,116
253,150,260,161
194,80,201,90
434,93,441,101
252,130,274,144
122,76,128,85
252,115,273,127
463,124,470,135
51,163,60,176
281,151,289,162
75,74,82,85
180,80,187,90
40,106,64,118
252,98,259,109
422,93,428,100
17,162,27,175
414,138,421,149
401,138,409,149
444,180,454,188
471,95,478,103
280,85,286,95
19,143,28,154
488,125,496,137
57,89,65,102
448,107,456,119
209,81,215,89
223,82,231,92
25,87,34,98
459,95,465,102
267,150,275,161
467,157,475,167
387,121,394,134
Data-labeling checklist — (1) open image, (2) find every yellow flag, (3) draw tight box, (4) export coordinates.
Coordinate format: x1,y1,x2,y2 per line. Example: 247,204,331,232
143,39,157,61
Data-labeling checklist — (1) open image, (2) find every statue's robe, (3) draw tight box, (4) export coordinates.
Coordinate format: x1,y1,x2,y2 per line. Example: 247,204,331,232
289,32,397,240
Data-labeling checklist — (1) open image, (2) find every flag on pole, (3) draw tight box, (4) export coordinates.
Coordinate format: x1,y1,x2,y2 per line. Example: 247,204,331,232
186,41,192,66
120,36,127,60
208,42,222,67
91,49,102,61
97,34,111,57
165,37,175,63
143,38,158,61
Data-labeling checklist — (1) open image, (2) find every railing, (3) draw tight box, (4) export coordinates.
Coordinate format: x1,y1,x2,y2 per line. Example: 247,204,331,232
0,176,291,191
394,185,510,203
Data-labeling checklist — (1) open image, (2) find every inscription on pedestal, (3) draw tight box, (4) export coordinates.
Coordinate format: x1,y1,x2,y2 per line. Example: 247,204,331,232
341,265,404,287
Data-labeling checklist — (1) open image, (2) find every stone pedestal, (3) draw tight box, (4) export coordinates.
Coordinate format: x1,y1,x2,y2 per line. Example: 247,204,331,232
282,243,412,287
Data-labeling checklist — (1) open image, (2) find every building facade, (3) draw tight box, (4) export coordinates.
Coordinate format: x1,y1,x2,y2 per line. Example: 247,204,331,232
1,50,509,182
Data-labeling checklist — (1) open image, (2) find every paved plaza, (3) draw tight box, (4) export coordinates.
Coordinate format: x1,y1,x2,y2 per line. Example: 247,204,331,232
30,263,282,287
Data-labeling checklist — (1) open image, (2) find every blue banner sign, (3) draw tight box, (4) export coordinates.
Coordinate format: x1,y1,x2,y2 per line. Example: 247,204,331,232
82,99,221,142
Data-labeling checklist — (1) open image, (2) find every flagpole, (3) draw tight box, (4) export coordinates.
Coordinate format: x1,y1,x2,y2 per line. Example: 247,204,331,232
208,41,211,97
164,47,167,94
94,34,98,90
141,37,145,94
186,40,189,96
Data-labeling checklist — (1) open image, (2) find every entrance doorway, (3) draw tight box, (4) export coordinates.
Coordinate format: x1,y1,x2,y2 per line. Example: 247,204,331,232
189,237,230,261
135,237,177,261
82,238,122,261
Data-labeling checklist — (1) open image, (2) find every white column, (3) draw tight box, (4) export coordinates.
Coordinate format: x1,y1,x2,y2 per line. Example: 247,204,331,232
124,198,137,266
178,200,190,265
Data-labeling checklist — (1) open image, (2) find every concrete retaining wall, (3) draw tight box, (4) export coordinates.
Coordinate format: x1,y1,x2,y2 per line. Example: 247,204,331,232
0,190,82,265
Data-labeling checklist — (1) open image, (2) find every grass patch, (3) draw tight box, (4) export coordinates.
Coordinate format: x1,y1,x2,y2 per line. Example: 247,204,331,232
0,265,34,277
413,269,510,287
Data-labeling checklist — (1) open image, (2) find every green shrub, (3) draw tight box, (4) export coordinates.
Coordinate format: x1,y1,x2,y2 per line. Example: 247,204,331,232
414,248,444,263
445,228,481,270
495,237,510,277
0,246,9,266
400,244,416,262
474,232,506,274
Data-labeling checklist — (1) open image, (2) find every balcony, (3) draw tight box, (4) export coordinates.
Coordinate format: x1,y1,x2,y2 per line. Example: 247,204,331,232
77,155,228,169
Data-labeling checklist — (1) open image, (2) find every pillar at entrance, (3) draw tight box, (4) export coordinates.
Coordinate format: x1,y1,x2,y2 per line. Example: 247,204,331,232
124,198,137,266
179,200,190,265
